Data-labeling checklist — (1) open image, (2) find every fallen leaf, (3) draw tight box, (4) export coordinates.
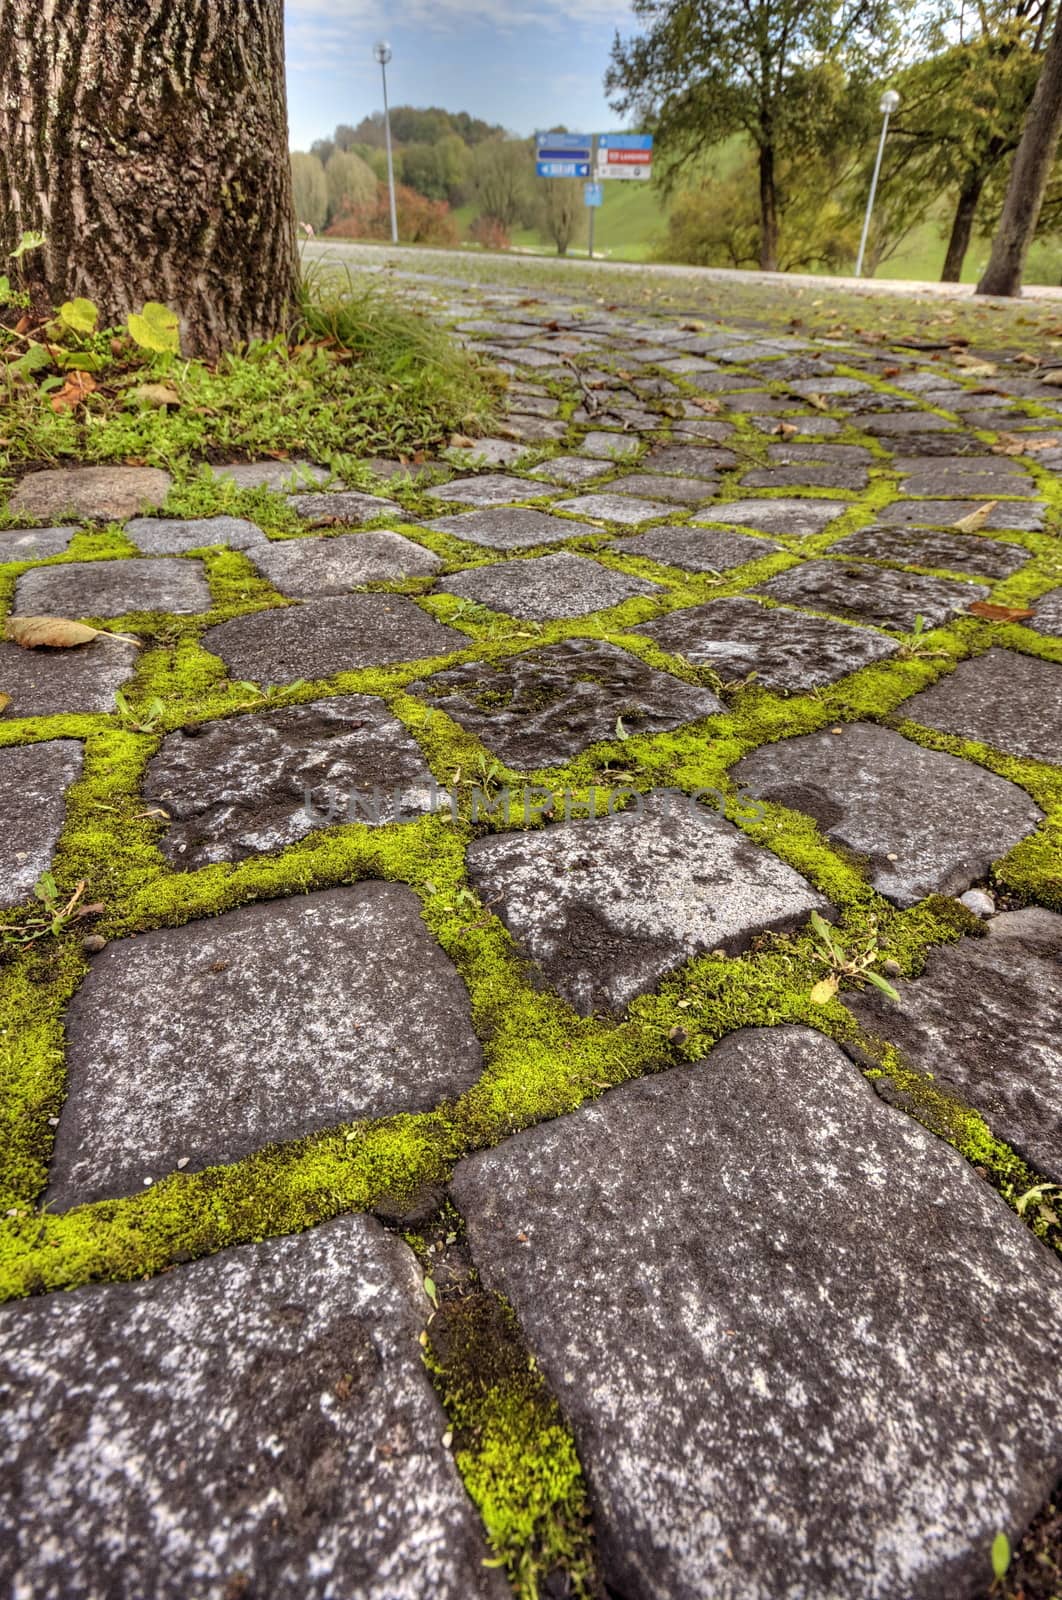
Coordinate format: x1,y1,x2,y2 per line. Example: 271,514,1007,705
49,370,96,413
774,421,799,438
4,616,142,650
691,396,722,414
967,600,1036,622
882,366,902,378
1014,352,1039,367
0,692,10,715
810,976,840,1005
991,434,1029,456
1040,369,1062,386
951,502,999,532
449,432,476,449
130,382,180,409
805,392,830,411
680,319,706,332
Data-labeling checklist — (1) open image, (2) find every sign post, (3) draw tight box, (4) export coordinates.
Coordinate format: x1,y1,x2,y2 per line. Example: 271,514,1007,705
595,132,653,181
535,131,593,179
584,171,603,259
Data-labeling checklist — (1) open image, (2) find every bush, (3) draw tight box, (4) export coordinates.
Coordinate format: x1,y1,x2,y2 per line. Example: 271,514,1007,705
469,215,511,250
326,183,460,247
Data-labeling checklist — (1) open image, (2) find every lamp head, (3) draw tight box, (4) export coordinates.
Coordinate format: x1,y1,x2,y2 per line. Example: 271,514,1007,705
880,89,900,115
374,40,392,65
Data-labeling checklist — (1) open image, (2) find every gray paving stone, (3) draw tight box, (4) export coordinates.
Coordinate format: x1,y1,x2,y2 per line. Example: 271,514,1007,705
1029,586,1062,638
0,527,76,562
606,473,719,505
125,515,266,555
528,456,615,488
0,1216,506,1600
0,740,82,907
287,489,403,525
898,648,1062,766
442,551,659,621
787,375,871,396
618,526,780,574
15,558,212,619
553,493,674,526
0,637,140,719
143,696,436,867
749,414,843,437
48,884,483,1206
249,531,442,595
425,474,542,508
643,444,738,474
451,1026,1062,1600
8,465,172,522
879,498,1045,531
741,443,872,491
735,722,1042,906
211,458,330,492
895,455,1038,497
360,456,441,485
202,595,464,684
446,437,533,467
465,796,826,1013
846,910,1062,1183
755,559,987,630
424,507,589,550
828,526,1029,579
409,639,721,768
578,430,641,460
695,497,850,537
636,596,898,690
859,411,960,435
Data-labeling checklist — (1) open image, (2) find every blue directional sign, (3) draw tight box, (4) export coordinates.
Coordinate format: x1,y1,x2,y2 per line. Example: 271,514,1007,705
600,133,653,150
584,182,603,208
536,131,592,179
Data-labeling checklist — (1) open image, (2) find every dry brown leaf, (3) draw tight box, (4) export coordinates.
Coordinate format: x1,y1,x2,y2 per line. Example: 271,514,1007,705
130,382,181,409
967,600,1036,622
951,502,999,532
448,433,476,449
991,434,1029,457
805,392,830,411
50,371,96,414
774,421,799,438
810,976,840,1005
1014,352,1039,367
680,319,706,332
0,692,10,715
691,396,722,414
1039,369,1062,387
4,616,142,651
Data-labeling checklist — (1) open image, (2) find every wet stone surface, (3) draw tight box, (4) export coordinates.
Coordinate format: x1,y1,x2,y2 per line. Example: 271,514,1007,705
15,558,212,619
440,551,660,620
617,526,780,573
0,1217,506,1600
0,636,140,719
899,648,1062,766
0,740,82,907
827,525,1029,579
125,516,266,555
465,796,827,1014
8,465,172,522
452,1026,1062,1600
424,506,590,549
143,696,436,867
48,885,484,1206
846,910,1062,1183
249,531,442,595
734,722,1043,906
755,559,987,630
409,639,721,768
635,596,898,691
202,595,464,684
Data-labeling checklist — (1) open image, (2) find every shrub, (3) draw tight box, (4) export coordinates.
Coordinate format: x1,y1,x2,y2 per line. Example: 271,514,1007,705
469,214,511,250
327,183,459,247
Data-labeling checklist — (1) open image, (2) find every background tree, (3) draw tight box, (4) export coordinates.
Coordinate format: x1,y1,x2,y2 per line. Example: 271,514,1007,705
469,139,535,231
0,0,298,359
607,0,897,270
539,179,585,255
980,0,1062,289
291,152,328,232
325,150,377,225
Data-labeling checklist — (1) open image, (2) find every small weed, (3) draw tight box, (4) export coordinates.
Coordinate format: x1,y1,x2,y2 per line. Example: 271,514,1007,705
113,691,165,733
897,615,951,661
807,911,900,1005
1,874,102,948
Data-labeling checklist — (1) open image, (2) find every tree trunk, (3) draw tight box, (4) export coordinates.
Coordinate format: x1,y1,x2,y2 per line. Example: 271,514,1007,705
758,143,779,272
941,169,986,282
0,0,299,359
977,1,1062,296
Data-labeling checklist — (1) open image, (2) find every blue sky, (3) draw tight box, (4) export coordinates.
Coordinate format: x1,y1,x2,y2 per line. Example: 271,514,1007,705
285,0,636,150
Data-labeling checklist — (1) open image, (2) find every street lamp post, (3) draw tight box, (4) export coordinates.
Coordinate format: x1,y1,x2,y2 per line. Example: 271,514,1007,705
855,89,901,279
374,40,399,245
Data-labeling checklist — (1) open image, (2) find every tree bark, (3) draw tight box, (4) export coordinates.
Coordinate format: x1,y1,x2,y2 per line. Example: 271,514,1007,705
0,0,299,359
977,1,1062,295
941,169,986,281
758,142,779,271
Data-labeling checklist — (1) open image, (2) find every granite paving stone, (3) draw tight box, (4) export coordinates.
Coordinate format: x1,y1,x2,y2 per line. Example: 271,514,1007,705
408,638,721,768
528,456,615,487
578,430,641,459
424,474,544,507
451,1026,1062,1600
0,527,77,562
440,551,660,621
755,559,987,630
617,525,780,573
0,1217,506,1600
694,497,850,536
895,455,1038,497
741,442,871,490
248,531,442,595
846,909,1062,1182
465,795,827,1013
48,884,484,1206
605,473,720,505
734,722,1043,905
635,596,898,690
552,493,675,526
212,458,330,491
8,465,172,522
125,515,266,555
878,497,1045,531
143,696,436,867
642,444,738,474
1029,586,1062,638
424,507,589,550
0,637,140,719
0,740,82,907
827,525,1029,579
15,558,212,618
898,648,1062,766
287,489,403,525
202,595,464,684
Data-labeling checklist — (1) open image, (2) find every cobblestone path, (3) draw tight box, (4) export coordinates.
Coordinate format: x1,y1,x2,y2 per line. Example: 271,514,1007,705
1,274,1061,1599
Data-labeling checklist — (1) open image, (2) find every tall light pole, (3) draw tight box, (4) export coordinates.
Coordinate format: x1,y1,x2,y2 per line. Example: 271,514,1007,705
374,40,399,245
855,89,901,278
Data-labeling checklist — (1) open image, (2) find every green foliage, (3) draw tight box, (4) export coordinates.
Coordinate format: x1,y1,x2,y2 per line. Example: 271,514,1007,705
58,298,98,336
537,177,585,256
991,1530,1011,1581
324,148,377,226
126,302,181,356
290,150,329,232
470,138,536,230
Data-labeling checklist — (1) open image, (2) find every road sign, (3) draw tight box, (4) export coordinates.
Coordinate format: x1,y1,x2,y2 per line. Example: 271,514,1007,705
596,132,653,181
583,182,603,208
536,131,592,179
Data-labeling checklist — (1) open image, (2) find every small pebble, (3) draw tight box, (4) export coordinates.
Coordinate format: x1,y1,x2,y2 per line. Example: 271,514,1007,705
960,888,995,918
886,853,899,862
82,934,108,954
176,1157,190,1170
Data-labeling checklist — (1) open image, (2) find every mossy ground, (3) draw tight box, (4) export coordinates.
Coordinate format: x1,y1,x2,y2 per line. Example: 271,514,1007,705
3,264,1062,1592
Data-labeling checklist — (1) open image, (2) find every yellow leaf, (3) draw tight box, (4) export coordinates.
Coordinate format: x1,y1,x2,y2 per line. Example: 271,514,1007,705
951,501,998,532
0,691,10,715
809,976,840,1005
4,616,142,650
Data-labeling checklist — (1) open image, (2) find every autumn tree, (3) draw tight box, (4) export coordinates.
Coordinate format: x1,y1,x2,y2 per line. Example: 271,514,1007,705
539,179,585,256
607,0,897,271
0,0,299,359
